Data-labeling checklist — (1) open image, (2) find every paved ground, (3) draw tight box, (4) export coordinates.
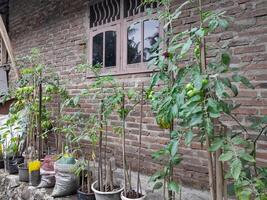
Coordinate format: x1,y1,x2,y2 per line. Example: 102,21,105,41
0,169,211,200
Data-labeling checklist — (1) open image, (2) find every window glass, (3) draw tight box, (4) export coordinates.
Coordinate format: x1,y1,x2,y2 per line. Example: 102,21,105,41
127,22,142,64
143,20,159,62
105,31,117,67
92,33,103,66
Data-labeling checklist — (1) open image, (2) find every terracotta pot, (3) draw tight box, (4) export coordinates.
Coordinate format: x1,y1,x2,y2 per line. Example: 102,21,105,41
91,181,123,200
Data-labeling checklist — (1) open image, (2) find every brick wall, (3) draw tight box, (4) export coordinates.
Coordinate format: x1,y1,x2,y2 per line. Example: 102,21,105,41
8,0,267,189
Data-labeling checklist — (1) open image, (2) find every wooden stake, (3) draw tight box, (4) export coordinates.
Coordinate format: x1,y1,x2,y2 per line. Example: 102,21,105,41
216,149,223,200
122,83,127,197
38,80,42,160
0,15,20,80
137,83,144,197
98,100,104,192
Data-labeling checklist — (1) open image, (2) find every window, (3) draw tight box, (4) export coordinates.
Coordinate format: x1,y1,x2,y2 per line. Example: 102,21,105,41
127,19,159,65
92,31,117,67
88,0,160,75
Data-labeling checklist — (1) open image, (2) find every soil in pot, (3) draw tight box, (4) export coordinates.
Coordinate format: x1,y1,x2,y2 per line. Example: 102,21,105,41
91,181,123,200
121,190,146,200
8,156,24,174
77,186,96,200
18,164,29,182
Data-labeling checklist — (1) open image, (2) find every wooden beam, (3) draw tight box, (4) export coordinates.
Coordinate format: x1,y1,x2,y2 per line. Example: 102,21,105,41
0,14,19,80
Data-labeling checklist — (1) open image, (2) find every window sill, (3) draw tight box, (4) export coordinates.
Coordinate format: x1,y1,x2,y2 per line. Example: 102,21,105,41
86,67,157,79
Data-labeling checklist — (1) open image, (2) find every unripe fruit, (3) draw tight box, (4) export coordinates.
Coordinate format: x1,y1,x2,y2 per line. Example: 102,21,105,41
185,83,194,91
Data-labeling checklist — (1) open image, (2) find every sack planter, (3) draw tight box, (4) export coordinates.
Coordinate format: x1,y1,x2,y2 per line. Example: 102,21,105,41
121,192,146,200
91,181,123,200
8,156,24,174
51,162,79,197
77,187,96,200
18,164,29,182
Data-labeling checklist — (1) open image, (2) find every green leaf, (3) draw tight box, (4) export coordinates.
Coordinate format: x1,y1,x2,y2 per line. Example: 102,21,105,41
153,182,163,191
185,130,194,146
209,139,224,152
209,19,219,31
172,155,182,165
231,159,242,180
215,80,225,99
193,74,203,90
181,38,192,55
240,152,255,163
221,53,230,66
219,151,234,161
171,140,179,157
205,117,214,136
232,74,254,89
149,171,165,183
237,190,251,200
219,19,229,29
168,181,180,194
171,104,178,117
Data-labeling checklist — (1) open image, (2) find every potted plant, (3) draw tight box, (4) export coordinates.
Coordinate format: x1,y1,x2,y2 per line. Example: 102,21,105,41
75,158,96,200
90,100,124,200
0,142,4,169
18,162,29,182
119,84,147,200
28,160,41,186
74,115,101,200
75,64,124,200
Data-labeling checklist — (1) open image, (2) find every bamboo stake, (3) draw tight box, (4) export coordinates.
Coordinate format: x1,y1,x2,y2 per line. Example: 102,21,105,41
199,0,216,199
137,83,144,197
98,100,104,191
216,149,223,200
122,83,127,197
38,79,42,160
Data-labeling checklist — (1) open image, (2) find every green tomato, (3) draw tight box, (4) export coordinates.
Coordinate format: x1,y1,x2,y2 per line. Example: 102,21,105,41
187,89,195,97
185,83,194,91
202,79,209,86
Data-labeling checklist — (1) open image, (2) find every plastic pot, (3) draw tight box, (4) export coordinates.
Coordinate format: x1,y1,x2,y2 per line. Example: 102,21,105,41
121,192,147,200
18,164,29,182
8,156,24,174
77,188,96,200
0,159,4,169
91,181,123,200
30,170,41,186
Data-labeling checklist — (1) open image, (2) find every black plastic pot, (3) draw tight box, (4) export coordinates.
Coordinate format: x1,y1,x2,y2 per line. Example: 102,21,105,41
77,188,96,200
29,170,41,186
18,164,29,182
8,156,24,174
0,159,4,169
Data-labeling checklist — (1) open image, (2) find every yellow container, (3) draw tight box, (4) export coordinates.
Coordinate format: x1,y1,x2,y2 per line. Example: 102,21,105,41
28,160,41,172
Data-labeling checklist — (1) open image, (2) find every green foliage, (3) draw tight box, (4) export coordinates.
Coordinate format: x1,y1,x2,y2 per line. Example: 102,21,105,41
145,0,266,199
